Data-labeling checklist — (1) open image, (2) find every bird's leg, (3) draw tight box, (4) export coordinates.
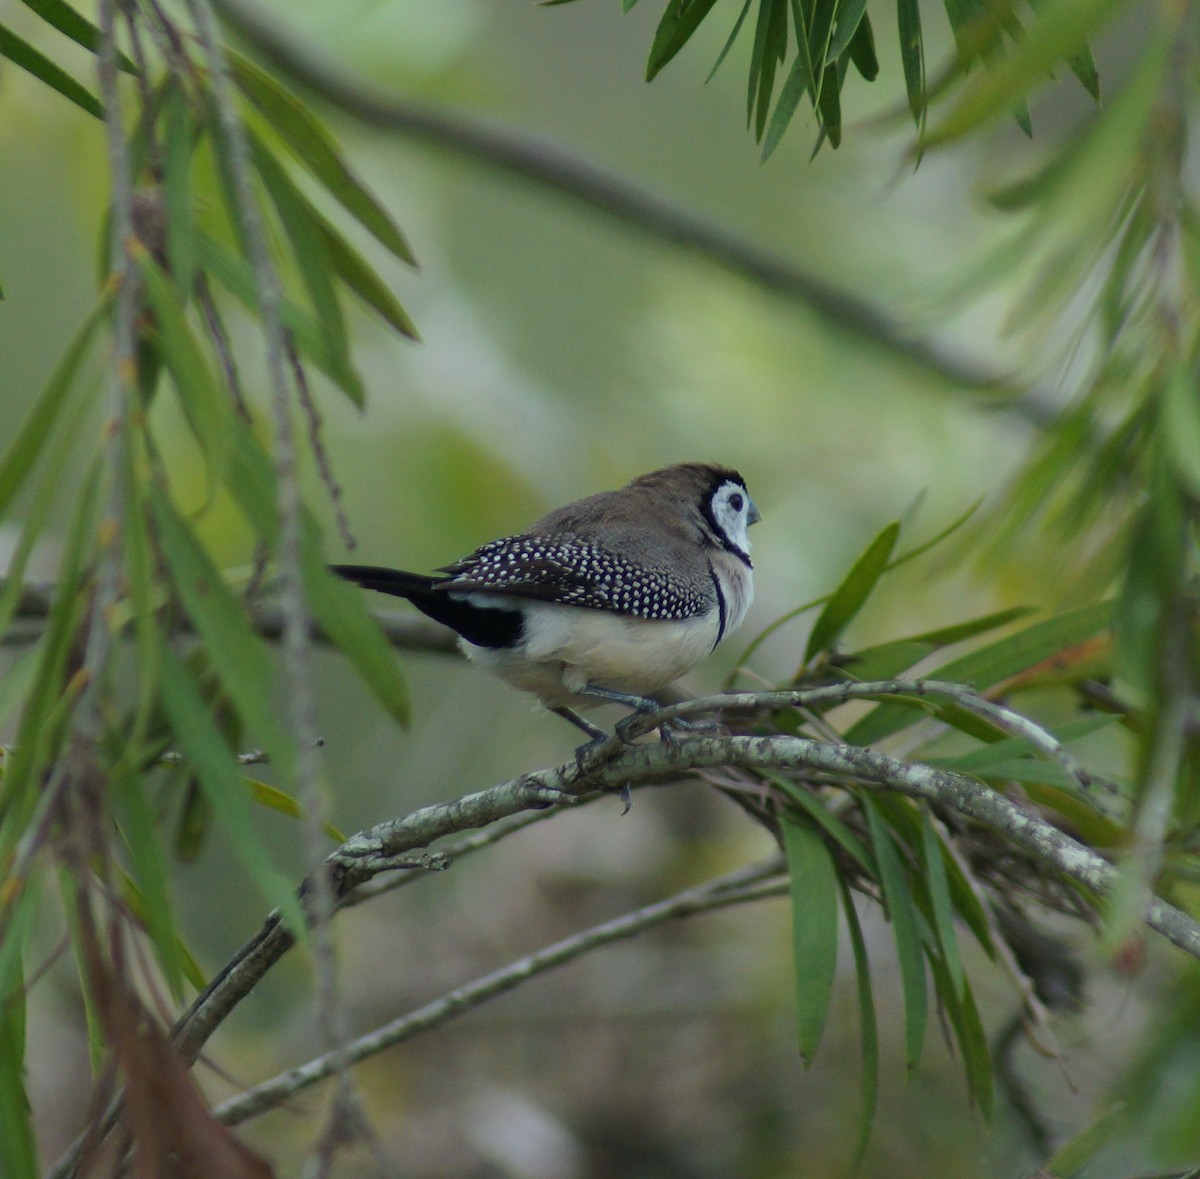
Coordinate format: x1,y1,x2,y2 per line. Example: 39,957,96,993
552,706,614,774
576,685,726,746
553,704,634,810
574,685,662,744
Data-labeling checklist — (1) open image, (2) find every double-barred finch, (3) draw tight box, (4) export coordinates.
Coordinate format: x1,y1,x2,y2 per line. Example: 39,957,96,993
332,463,759,753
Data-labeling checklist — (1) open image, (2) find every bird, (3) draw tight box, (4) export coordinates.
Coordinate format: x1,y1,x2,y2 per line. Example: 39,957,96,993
332,462,759,759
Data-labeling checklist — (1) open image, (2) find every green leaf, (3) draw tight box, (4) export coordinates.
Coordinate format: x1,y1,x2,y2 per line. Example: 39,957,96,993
18,0,137,71
846,600,1113,746
827,0,869,63
0,460,99,835
114,767,187,998
761,42,816,161
229,52,415,265
157,640,304,934
749,0,789,139
0,300,104,518
843,606,1033,680
923,0,1130,145
839,877,878,1166
0,977,37,1179
864,799,927,1071
952,967,993,1114
804,521,900,665
161,86,199,294
647,0,721,80
1042,1104,1126,1175
777,783,874,875
0,23,102,118
813,58,846,150
301,560,412,727
132,242,236,478
248,131,416,339
707,0,753,82
149,486,294,768
244,776,346,843
249,133,351,382
1163,364,1200,496
781,814,841,1063
920,815,964,999
1027,0,1100,100
896,0,926,124
196,230,365,406
222,424,410,726
116,869,207,991
845,11,878,81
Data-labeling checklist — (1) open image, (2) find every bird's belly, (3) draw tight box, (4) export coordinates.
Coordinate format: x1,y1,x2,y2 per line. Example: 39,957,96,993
461,602,721,709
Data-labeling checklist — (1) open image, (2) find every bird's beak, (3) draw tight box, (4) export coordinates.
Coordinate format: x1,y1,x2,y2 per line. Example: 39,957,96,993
747,498,762,527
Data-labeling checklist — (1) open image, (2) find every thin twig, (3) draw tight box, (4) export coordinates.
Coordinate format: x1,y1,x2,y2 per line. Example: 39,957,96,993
0,579,462,654
626,679,1121,797
285,334,356,550
212,859,788,1126
185,0,368,1166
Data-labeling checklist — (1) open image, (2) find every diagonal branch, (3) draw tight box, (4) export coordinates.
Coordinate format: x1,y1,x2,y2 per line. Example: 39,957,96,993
207,0,1062,424
170,710,1200,1077
211,858,788,1126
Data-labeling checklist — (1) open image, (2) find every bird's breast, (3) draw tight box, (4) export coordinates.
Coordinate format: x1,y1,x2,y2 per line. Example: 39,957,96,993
460,600,723,709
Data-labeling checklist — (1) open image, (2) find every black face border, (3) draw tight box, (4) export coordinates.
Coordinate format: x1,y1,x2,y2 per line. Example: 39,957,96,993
701,470,753,568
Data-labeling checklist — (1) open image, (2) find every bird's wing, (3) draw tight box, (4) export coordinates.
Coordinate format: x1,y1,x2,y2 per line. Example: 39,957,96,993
438,536,710,621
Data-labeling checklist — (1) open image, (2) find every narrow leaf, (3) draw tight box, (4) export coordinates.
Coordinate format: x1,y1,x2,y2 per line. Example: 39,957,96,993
0,979,37,1179
131,242,235,476
804,521,900,665
0,300,104,517
196,230,365,406
924,0,1130,145
920,815,964,999
248,131,417,339
761,46,816,161
157,641,303,933
776,784,874,875
114,768,187,998
230,52,415,265
896,0,926,124
250,133,351,379
148,487,294,769
865,800,927,1071
707,0,753,82
827,0,869,63
845,11,879,81
846,600,1112,746
0,23,102,118
647,0,720,80
18,0,137,71
839,878,878,1165
782,815,841,1063
161,86,198,293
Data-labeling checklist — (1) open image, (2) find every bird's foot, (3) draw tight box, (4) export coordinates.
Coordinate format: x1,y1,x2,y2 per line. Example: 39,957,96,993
515,775,577,810
572,731,619,776
658,715,728,747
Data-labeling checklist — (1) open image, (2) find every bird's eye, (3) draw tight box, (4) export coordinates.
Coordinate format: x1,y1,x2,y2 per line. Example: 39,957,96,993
729,493,744,512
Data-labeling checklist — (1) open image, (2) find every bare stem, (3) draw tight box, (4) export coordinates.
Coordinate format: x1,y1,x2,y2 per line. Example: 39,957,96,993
212,859,788,1126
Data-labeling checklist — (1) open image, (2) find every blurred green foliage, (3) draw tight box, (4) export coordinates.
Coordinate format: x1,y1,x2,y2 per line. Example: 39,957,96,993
2,0,1200,1177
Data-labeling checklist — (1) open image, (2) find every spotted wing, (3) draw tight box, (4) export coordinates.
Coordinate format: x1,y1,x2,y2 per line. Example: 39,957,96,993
439,535,710,621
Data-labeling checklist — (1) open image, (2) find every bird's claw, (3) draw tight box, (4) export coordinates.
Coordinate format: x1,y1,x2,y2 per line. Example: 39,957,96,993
516,776,576,809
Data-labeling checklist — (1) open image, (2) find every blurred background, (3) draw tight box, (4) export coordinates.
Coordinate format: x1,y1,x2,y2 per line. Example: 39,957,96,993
0,1,1173,1176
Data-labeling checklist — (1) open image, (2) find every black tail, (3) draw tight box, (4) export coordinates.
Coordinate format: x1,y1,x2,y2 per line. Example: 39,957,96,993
330,564,522,649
